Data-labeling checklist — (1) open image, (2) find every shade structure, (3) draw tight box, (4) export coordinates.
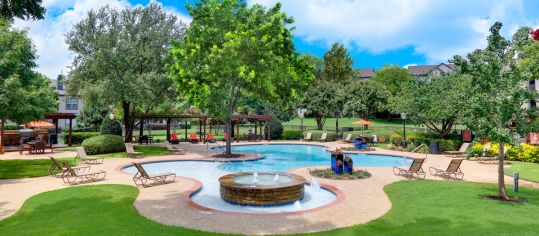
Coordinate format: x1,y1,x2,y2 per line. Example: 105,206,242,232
351,119,374,126
19,120,54,128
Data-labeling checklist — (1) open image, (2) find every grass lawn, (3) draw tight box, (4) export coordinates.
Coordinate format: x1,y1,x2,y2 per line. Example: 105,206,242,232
0,146,167,179
283,118,419,129
0,158,78,179
505,161,539,183
1,181,538,235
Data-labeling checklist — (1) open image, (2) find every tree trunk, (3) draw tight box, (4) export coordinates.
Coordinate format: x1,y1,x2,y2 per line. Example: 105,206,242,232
0,119,4,147
316,117,323,130
498,142,508,199
224,85,240,157
122,101,132,142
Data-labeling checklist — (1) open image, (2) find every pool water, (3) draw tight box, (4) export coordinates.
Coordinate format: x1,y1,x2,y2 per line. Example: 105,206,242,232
123,144,411,214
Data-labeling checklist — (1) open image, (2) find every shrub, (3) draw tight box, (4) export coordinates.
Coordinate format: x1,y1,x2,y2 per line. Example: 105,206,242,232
63,132,100,145
390,134,403,146
81,135,125,155
310,168,371,180
467,142,485,157
282,129,303,140
100,118,122,135
3,124,17,130
512,144,539,163
265,117,283,140
302,130,337,141
179,122,191,129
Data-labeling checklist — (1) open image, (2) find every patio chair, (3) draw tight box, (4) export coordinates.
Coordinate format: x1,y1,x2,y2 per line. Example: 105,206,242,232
61,161,106,185
445,142,471,158
429,159,464,180
190,133,199,143
318,132,328,142
169,133,179,144
132,162,176,187
302,132,313,141
342,133,352,143
206,133,216,143
75,147,104,164
49,156,90,177
125,143,145,158
393,158,426,179
166,142,186,155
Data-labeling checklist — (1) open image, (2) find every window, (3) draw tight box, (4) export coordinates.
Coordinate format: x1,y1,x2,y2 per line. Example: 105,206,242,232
531,100,537,108
66,97,78,110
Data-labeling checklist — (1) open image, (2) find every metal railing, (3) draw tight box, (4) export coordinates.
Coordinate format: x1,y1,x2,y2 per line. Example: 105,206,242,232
411,143,428,158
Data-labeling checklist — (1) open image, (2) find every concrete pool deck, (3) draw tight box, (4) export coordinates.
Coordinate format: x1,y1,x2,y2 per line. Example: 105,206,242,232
1,141,538,235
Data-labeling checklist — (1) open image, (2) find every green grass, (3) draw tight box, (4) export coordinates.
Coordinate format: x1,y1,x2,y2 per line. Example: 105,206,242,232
283,118,419,129
0,158,78,179
1,181,539,235
0,185,213,235
506,161,539,183
0,146,167,179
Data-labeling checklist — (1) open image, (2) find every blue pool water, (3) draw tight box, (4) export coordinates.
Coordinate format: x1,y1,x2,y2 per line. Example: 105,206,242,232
123,144,411,214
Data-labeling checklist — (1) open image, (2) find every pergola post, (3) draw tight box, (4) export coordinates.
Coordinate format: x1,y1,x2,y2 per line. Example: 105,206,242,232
203,118,207,143
166,118,171,142
267,116,271,142
139,118,144,139
254,121,257,135
68,118,73,146
198,118,202,142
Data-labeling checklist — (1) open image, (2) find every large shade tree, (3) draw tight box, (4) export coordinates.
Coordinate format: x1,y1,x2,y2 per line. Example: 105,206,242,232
343,80,389,119
0,20,57,146
389,73,471,137
323,42,353,138
169,0,313,156
0,0,45,20
65,3,186,142
452,22,536,199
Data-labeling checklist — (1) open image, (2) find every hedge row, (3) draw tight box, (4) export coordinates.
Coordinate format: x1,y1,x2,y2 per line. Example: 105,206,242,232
81,135,125,155
282,129,302,140
63,132,101,145
302,130,337,141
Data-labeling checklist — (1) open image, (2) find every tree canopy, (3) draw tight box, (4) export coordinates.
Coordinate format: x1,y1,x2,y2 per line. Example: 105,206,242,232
343,80,389,119
452,22,536,199
0,20,57,145
390,73,471,137
323,42,354,82
65,3,186,142
370,65,414,96
0,0,45,21
169,0,313,155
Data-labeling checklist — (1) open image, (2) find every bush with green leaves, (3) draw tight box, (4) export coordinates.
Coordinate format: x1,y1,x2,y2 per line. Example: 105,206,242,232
81,135,125,155
100,118,122,135
63,132,100,145
265,117,283,140
390,134,403,146
3,124,17,130
282,129,302,140
302,130,337,141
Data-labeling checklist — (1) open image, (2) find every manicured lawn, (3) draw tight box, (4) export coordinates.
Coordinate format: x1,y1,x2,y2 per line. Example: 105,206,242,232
506,161,539,182
283,118,419,129
0,158,78,179
0,146,167,179
1,181,539,235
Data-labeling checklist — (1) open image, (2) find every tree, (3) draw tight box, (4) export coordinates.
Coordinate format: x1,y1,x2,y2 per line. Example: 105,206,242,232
322,42,354,138
169,0,313,156
452,22,535,200
519,28,539,82
302,80,335,130
343,80,389,118
65,3,186,142
0,20,57,145
0,0,45,21
389,73,471,137
371,65,414,96
76,104,109,131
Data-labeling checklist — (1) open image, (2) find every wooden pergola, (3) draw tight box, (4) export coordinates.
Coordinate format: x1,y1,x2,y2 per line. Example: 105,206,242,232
133,114,272,143
44,112,77,146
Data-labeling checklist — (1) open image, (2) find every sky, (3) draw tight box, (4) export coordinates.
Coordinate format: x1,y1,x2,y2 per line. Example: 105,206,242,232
12,0,539,80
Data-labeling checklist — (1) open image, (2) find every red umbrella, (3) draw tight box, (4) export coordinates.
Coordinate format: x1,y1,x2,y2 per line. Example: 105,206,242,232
351,119,374,127
19,120,54,128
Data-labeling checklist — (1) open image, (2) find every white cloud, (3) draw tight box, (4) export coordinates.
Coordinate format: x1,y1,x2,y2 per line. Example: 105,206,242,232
12,0,190,80
403,64,417,69
250,0,538,64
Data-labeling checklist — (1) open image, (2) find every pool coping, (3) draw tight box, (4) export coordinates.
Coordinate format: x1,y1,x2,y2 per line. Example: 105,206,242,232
115,142,411,217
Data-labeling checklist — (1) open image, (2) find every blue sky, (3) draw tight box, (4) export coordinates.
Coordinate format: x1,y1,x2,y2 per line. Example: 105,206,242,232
13,0,539,79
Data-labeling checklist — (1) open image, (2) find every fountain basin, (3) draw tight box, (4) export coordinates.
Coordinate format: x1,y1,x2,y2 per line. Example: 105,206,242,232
219,172,306,206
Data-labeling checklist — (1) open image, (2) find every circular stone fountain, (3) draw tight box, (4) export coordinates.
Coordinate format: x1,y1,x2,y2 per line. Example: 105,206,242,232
219,172,306,206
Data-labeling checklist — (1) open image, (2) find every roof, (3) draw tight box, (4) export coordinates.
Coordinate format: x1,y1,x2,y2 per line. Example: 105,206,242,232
407,63,455,76
356,68,375,79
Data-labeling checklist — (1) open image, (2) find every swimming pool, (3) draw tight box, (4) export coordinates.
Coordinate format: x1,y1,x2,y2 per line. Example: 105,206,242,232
123,144,411,214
